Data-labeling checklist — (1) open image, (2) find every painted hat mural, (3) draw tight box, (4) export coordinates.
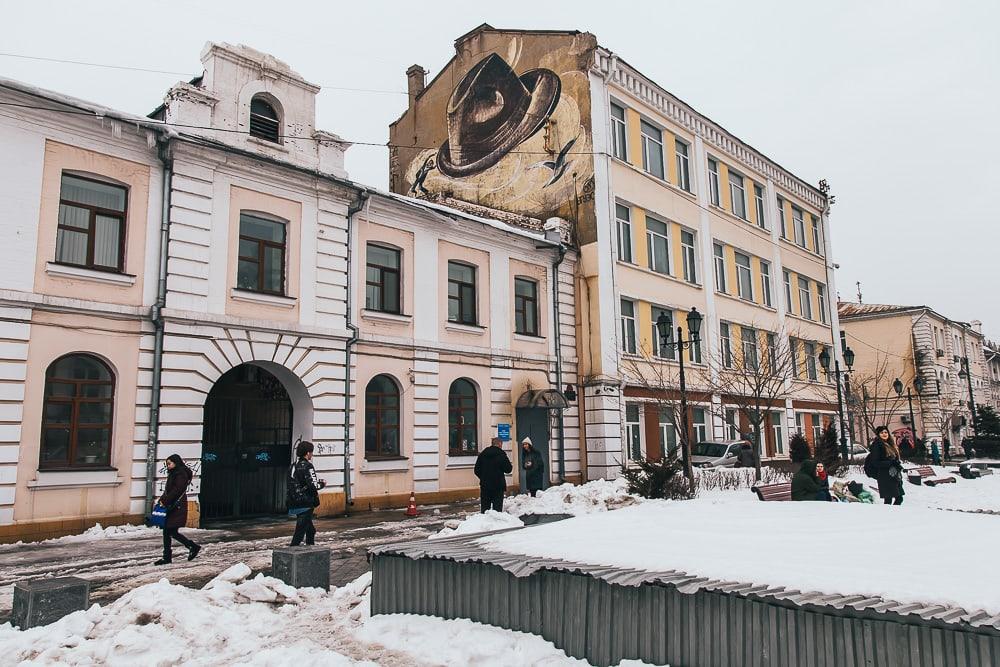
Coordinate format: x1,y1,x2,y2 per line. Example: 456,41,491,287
436,53,561,178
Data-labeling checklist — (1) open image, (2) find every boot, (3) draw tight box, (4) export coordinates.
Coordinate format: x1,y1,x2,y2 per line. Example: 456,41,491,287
154,558,171,566
188,544,201,561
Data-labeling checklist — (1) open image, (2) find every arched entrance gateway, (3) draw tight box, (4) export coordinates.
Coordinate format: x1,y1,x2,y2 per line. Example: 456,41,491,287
199,363,304,519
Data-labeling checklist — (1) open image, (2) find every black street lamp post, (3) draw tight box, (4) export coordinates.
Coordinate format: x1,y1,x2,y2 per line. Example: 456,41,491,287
819,345,855,462
655,307,703,486
893,376,926,446
958,357,978,437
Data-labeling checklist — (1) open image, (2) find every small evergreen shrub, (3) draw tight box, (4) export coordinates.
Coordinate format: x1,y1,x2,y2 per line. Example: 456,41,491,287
789,432,811,464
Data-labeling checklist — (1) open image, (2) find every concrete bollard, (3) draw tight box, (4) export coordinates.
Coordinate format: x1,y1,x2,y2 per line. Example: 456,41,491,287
12,577,90,629
272,546,331,591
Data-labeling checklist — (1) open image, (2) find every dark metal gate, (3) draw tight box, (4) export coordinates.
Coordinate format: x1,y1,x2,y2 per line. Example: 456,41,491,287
200,365,293,520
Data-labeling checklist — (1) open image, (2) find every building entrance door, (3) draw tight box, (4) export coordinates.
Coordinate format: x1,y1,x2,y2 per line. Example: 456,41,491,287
515,407,549,494
200,364,293,520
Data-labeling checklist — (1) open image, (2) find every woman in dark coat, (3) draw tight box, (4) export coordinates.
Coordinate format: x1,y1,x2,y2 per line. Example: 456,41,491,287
155,454,200,565
791,460,832,501
520,437,545,497
870,425,904,505
287,440,326,546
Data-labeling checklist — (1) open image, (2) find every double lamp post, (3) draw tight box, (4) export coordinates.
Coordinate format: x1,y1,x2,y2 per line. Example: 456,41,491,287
654,307,703,484
818,343,855,462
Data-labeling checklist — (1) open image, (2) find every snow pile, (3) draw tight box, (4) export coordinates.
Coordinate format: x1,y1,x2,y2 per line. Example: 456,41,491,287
479,499,1000,616
429,510,524,539
503,478,641,517
0,523,163,550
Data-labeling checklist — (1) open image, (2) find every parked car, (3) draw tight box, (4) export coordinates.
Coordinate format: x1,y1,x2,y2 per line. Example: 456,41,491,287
690,440,744,468
848,443,868,462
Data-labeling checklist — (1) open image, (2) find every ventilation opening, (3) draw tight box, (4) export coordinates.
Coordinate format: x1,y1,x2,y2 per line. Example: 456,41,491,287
249,97,280,143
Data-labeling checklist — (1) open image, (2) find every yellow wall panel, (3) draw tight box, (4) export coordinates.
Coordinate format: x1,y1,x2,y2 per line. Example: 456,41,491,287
746,179,758,226
671,223,684,279
638,300,653,356
665,132,678,186
804,213,814,252
626,108,642,169
719,162,732,212
724,244,737,296
751,256,764,305
782,200,794,239
633,207,648,269
788,270,800,314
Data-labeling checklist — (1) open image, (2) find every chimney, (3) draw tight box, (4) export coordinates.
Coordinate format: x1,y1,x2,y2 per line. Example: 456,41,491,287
406,65,427,104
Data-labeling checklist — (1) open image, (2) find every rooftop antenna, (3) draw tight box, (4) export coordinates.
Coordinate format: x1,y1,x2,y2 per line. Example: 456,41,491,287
856,281,863,304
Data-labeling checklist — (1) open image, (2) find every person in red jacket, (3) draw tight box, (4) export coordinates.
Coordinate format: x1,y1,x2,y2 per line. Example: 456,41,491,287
155,454,201,565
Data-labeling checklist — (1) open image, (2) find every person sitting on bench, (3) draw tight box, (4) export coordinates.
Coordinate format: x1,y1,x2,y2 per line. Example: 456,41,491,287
791,459,833,501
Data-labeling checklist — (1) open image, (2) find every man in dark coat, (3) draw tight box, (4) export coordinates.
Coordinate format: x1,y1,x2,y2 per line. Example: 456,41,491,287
791,460,832,501
156,454,200,565
475,437,513,512
736,441,757,468
520,437,545,497
288,440,326,546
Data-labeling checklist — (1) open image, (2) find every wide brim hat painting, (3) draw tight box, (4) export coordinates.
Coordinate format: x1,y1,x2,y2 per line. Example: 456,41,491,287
436,52,561,178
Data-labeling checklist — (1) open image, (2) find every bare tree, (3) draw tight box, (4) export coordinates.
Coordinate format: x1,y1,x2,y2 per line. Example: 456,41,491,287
845,350,909,441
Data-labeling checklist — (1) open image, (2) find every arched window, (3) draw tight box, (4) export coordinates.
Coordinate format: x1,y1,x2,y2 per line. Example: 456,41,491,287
365,375,400,459
448,379,478,456
40,354,114,469
249,96,280,143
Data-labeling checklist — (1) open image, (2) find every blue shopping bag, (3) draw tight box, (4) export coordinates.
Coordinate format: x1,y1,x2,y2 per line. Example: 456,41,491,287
149,502,169,528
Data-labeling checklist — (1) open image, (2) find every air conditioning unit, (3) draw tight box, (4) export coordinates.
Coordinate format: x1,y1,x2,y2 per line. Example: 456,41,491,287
900,415,911,424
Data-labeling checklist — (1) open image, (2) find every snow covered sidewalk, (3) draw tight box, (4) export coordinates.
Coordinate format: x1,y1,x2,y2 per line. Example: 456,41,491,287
478,499,1000,617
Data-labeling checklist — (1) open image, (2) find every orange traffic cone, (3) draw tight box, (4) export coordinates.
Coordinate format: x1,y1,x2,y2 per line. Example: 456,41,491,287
404,491,421,517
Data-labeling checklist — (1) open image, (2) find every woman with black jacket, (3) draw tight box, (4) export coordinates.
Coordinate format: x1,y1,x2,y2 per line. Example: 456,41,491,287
287,440,326,546
155,454,200,565
870,426,905,505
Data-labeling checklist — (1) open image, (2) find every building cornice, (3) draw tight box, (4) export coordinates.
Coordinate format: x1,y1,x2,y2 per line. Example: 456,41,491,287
593,49,827,212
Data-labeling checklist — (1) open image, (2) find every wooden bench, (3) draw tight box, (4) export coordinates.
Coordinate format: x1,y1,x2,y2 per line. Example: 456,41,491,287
906,465,956,487
752,482,792,501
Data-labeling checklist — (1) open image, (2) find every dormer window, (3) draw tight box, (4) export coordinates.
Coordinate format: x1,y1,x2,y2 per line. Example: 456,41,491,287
249,96,280,143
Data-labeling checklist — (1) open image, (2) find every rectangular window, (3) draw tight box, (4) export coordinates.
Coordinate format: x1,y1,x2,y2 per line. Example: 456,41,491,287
713,243,727,293
742,327,759,370
735,252,753,301
720,322,733,368
795,412,804,434
784,271,794,314
777,196,787,239
616,203,633,263
754,184,766,229
659,408,677,456
692,407,707,442
790,338,800,378
626,403,643,460
817,283,828,324
707,158,721,206
640,120,665,179
792,206,806,247
766,332,778,375
620,298,637,354
729,171,747,219
56,174,128,273
812,413,823,444
681,230,697,284
646,216,670,274
237,212,287,295
447,261,477,325
610,102,628,161
514,277,539,336
798,277,813,320
651,306,676,360
812,217,824,255
724,408,740,440
771,411,785,455
805,342,818,381
689,333,703,364
365,244,401,314
760,260,773,307
675,139,691,192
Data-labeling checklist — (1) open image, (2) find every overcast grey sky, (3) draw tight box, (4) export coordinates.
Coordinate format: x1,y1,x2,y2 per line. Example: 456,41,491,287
5,1,998,337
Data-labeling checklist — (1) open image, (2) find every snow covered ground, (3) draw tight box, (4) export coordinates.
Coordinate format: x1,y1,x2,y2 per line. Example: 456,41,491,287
502,478,641,517
0,565,651,666
429,510,523,540
478,498,1000,616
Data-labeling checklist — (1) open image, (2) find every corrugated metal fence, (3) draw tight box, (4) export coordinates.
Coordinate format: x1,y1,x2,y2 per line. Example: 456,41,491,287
370,533,1000,667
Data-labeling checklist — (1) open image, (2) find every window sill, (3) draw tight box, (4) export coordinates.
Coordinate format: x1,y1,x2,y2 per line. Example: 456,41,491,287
446,454,478,469
248,136,290,153
778,237,826,260
615,261,700,288
611,156,697,201
714,290,777,312
28,469,123,489
230,289,297,309
513,333,546,343
361,309,412,324
709,204,771,233
445,322,486,335
46,262,136,286
361,456,409,473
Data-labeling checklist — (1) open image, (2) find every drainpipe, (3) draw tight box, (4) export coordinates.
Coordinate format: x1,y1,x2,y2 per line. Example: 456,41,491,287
342,188,369,512
146,138,173,510
552,241,568,482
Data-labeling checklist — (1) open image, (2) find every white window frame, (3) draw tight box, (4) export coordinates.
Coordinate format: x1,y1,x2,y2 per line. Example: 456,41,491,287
625,403,643,460
645,216,670,274
754,184,766,229
766,332,779,375
783,271,793,314
675,139,691,192
798,277,813,320
720,322,733,368
817,283,828,324
616,203,633,263
792,206,806,248
771,411,785,455
692,407,708,441
681,229,698,284
741,326,759,370
610,102,627,161
760,260,772,307
640,120,665,180
790,338,800,377
651,306,676,360
724,408,739,440
707,158,721,206
812,412,823,443
620,298,637,354
777,196,787,239
729,171,747,220
805,342,818,381
713,243,727,293
812,217,824,256
735,252,753,301
659,409,677,457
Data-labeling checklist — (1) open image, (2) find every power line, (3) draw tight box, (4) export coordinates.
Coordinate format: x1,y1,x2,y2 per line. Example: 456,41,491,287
0,52,408,95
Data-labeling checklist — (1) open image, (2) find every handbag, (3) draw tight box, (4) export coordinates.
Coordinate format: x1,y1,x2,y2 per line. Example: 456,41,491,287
149,502,169,528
